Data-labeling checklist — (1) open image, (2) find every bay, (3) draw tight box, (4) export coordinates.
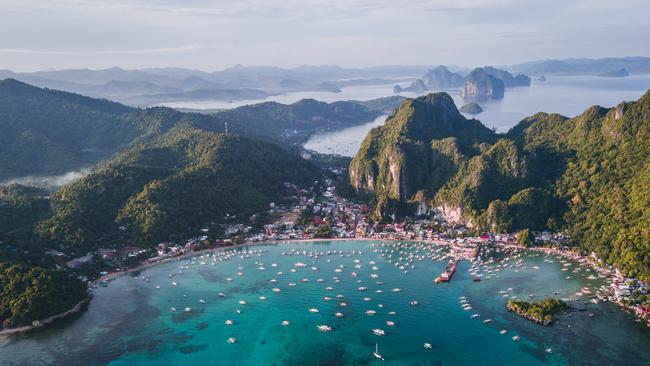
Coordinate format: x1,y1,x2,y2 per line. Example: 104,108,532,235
1,240,649,366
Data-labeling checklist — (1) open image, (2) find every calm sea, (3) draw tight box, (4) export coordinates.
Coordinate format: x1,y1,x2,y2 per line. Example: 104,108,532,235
2,240,649,366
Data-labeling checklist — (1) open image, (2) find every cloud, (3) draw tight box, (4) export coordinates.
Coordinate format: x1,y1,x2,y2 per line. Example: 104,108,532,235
0,169,91,191
0,0,648,71
0,45,206,55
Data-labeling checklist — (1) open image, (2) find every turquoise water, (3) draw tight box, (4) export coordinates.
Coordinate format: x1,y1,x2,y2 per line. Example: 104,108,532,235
1,240,649,365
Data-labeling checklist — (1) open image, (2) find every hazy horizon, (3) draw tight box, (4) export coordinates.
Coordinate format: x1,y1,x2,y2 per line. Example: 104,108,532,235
2,0,649,72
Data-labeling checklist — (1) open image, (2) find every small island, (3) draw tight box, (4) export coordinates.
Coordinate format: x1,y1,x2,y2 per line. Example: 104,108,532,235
506,298,570,325
459,102,483,114
460,68,505,100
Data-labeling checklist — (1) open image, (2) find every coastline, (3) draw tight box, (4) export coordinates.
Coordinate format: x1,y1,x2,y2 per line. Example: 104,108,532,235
3,236,647,336
0,297,90,337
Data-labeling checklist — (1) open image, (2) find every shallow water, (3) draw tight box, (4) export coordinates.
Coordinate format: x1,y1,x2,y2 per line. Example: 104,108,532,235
1,240,649,366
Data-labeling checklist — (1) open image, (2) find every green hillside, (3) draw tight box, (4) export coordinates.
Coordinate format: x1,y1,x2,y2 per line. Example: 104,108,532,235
37,126,320,250
350,90,650,280
0,79,383,182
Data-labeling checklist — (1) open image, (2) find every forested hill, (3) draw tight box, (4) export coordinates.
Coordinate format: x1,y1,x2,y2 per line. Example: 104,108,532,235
0,79,140,180
350,90,650,280
0,79,390,182
36,126,321,251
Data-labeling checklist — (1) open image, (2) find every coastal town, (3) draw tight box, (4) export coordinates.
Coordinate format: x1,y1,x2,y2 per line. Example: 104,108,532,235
32,170,646,332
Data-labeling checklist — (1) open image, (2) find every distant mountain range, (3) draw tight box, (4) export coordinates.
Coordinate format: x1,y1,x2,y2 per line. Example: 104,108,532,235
0,65,425,107
2,57,647,107
506,56,650,76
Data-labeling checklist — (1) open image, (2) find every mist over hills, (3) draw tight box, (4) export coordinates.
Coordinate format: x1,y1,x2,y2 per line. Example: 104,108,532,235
2,57,647,107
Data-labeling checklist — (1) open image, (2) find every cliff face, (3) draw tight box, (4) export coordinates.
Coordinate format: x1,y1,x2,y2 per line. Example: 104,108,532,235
461,68,505,100
349,92,497,220
351,88,650,282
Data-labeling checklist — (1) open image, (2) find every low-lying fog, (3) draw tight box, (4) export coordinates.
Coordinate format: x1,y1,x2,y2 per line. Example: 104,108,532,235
1,169,91,191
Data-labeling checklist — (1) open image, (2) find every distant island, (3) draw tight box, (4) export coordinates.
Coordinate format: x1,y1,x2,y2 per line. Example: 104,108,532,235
459,102,483,114
461,68,505,100
506,298,570,325
599,68,630,78
394,65,530,101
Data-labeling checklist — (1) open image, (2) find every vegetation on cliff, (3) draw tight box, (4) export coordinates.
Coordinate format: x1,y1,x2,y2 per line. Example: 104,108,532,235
350,89,650,281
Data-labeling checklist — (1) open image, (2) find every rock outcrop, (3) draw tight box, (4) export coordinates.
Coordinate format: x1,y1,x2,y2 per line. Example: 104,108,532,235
349,92,497,220
461,68,505,100
459,102,483,114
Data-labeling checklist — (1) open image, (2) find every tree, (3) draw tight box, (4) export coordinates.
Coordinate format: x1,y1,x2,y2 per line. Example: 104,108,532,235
517,229,534,247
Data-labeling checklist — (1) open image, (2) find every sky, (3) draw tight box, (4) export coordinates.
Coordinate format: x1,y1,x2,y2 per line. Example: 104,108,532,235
0,0,649,72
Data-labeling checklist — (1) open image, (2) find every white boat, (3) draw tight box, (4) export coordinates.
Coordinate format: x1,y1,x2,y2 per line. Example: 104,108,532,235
170,307,176,312
226,337,237,343
372,328,385,336
386,321,395,326
308,308,320,313
225,320,233,325
199,299,206,304
373,343,385,360
335,312,344,317
424,343,432,349
512,335,521,341
281,320,290,326
365,310,377,315
317,325,332,332
184,307,191,312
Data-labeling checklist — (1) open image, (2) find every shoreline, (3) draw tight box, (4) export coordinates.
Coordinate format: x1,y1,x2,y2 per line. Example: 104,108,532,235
0,297,90,337
3,237,647,336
